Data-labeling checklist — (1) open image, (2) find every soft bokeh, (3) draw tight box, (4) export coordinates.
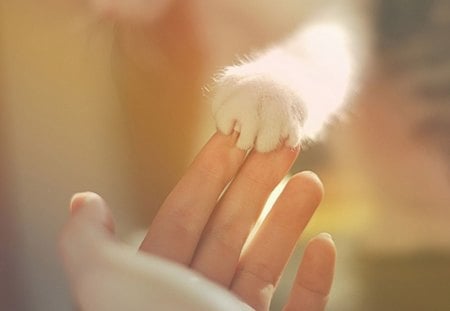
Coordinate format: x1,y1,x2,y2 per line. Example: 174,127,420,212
1,1,449,310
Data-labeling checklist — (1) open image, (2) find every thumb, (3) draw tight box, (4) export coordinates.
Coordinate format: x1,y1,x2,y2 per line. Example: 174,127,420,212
58,192,116,278
69,192,115,236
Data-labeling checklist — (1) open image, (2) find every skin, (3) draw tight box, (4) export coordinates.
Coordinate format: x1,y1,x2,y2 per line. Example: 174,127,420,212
59,132,336,311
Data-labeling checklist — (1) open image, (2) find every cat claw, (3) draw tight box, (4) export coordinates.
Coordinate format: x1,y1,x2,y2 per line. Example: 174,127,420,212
212,69,304,153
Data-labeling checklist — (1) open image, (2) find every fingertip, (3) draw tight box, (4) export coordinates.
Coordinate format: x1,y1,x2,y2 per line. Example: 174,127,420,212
70,192,101,214
69,192,115,234
286,171,324,207
308,232,337,262
213,130,241,148
315,232,334,243
60,192,117,283
298,171,324,194
302,233,337,286
284,232,336,311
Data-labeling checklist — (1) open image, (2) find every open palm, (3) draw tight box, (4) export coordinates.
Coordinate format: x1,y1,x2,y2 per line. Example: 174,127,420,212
59,132,335,311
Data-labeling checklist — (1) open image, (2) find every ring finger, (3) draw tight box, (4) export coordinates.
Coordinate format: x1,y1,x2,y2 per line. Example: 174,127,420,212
230,172,324,310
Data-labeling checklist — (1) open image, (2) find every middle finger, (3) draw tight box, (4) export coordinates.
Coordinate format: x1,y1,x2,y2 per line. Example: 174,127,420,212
190,146,299,286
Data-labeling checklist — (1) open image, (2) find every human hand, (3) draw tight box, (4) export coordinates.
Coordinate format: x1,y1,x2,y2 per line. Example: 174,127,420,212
59,132,336,311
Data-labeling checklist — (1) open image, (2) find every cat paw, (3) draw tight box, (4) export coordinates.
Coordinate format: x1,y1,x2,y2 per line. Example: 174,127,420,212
211,66,306,153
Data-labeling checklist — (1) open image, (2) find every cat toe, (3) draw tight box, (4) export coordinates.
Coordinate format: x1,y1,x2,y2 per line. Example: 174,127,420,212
283,124,302,149
235,116,259,150
214,106,237,135
286,131,302,148
253,124,283,152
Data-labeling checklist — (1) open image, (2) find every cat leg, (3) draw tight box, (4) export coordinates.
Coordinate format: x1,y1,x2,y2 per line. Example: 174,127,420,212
212,18,359,153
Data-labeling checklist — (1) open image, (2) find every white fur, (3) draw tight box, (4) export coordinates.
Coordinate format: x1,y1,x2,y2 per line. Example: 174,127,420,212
86,0,370,152
212,3,368,152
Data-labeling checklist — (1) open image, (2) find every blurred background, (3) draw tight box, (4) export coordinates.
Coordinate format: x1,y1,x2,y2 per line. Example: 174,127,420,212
1,0,449,310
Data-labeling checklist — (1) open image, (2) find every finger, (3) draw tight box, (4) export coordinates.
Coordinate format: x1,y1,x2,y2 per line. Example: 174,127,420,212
283,233,336,311
69,192,115,234
140,132,246,265
59,192,115,279
190,147,299,286
230,172,323,311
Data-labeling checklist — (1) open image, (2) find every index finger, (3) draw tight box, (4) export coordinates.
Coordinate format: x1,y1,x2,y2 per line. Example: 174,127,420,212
140,132,247,265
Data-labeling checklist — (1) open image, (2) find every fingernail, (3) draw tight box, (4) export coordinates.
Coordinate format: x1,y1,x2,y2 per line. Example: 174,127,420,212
318,232,333,241
70,192,101,215
300,170,318,179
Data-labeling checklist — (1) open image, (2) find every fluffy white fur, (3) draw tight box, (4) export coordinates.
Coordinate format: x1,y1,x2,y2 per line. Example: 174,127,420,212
212,3,368,152
90,0,370,152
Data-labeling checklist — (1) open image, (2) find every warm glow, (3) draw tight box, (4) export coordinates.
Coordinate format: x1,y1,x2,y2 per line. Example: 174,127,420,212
297,22,354,137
